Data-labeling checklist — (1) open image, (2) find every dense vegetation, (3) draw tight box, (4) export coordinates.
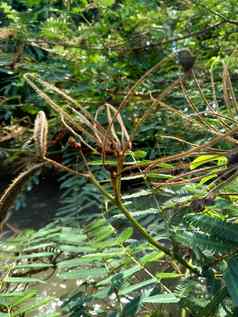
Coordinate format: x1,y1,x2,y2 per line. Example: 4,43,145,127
1,1,238,316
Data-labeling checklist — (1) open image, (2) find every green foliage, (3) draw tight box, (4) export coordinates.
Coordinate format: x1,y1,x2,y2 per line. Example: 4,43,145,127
185,213,238,244
2,0,238,316
191,154,228,170
0,217,182,316
224,256,238,307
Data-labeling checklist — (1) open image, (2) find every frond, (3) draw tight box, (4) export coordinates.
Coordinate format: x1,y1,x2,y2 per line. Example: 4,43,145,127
185,213,238,244
0,216,175,316
173,229,236,253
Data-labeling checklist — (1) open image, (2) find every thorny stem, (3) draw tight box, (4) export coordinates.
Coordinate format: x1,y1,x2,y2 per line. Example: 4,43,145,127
122,123,238,173
89,156,199,275
45,155,198,274
44,157,88,178
113,188,199,274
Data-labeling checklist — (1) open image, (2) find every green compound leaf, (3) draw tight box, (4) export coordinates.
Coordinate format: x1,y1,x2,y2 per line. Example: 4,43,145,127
224,256,238,306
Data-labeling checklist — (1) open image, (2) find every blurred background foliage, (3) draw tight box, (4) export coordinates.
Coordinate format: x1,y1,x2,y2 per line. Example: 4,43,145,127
1,0,238,316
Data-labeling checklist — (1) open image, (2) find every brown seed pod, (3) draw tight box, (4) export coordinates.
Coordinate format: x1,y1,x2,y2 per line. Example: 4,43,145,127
177,49,196,72
33,111,48,159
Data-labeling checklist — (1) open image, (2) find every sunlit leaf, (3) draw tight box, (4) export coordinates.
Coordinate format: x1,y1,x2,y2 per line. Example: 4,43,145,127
191,155,228,170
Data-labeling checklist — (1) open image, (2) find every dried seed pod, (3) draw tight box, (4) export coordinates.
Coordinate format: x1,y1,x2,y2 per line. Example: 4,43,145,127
177,49,196,72
0,27,16,39
34,111,48,159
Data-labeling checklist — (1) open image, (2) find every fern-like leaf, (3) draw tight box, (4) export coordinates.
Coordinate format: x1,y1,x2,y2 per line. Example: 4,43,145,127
174,230,236,253
185,213,238,244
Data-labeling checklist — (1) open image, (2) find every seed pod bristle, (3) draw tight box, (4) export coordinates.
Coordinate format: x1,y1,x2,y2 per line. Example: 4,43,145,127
34,111,48,159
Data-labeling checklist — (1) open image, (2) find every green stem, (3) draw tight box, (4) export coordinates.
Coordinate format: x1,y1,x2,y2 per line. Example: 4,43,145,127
46,156,198,274
89,171,114,202
181,309,187,317
89,169,199,275
115,194,198,274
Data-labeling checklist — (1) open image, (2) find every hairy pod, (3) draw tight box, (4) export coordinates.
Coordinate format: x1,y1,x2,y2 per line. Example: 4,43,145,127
34,111,48,159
